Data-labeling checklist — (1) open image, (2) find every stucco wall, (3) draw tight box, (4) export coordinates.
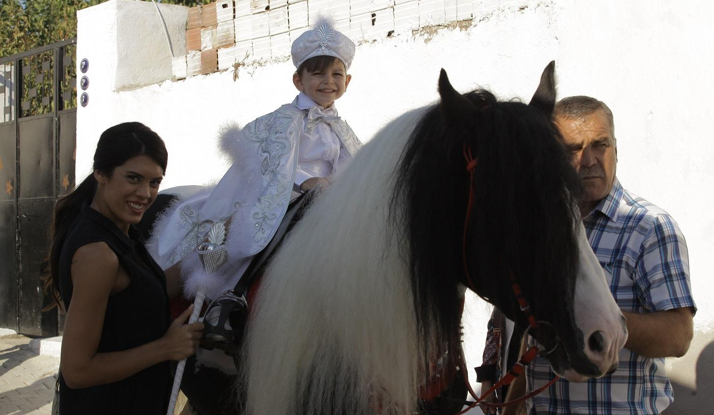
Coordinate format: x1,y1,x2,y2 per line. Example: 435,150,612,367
76,0,714,408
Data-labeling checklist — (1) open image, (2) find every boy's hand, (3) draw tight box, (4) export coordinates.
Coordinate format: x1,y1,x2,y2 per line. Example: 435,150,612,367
299,177,329,192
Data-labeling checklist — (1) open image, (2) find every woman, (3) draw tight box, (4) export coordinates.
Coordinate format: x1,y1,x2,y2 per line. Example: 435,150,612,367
43,122,203,414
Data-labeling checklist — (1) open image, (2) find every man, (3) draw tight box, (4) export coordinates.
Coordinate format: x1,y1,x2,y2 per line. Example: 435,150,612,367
512,96,695,414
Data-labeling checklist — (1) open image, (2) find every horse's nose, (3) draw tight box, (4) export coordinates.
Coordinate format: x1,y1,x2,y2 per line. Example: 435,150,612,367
588,331,605,353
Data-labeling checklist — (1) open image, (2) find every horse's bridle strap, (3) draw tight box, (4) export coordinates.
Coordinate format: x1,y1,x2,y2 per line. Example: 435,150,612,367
458,143,560,414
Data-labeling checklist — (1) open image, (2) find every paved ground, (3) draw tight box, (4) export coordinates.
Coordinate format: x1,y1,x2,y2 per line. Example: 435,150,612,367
0,333,483,415
0,335,58,415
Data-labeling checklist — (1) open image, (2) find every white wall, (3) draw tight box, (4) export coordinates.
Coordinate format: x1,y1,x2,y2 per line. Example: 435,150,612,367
76,0,714,401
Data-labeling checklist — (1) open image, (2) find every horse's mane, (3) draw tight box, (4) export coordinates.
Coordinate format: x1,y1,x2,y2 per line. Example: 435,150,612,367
390,89,583,381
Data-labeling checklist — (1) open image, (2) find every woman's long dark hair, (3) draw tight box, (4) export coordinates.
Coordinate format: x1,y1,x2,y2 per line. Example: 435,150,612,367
43,122,168,310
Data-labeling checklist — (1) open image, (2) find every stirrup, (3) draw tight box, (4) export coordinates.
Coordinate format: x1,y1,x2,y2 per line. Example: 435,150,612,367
200,290,248,355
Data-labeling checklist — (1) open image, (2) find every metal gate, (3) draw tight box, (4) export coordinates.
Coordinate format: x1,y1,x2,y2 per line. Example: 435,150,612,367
0,39,77,337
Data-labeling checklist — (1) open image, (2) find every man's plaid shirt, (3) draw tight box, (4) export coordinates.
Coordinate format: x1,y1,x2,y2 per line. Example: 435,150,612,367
526,179,696,414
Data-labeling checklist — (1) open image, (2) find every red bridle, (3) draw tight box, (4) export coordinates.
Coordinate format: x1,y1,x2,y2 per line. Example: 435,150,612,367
457,142,560,413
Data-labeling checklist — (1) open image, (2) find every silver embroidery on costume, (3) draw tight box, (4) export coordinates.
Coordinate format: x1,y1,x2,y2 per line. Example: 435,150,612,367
244,106,299,244
167,204,234,268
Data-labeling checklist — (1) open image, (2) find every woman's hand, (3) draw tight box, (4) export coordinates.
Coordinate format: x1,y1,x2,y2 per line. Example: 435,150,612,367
160,305,205,361
299,177,329,192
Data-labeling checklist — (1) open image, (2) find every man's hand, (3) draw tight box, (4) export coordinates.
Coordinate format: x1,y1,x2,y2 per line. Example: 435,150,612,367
478,381,498,415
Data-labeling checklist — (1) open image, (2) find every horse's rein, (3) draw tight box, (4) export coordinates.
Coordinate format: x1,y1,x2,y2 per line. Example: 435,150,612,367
457,143,560,413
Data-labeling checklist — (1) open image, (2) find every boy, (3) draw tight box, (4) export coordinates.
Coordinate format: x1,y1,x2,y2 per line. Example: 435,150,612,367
146,20,361,412
150,17,361,301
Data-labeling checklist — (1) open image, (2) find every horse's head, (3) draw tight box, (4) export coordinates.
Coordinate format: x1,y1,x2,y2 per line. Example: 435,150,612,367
394,62,627,382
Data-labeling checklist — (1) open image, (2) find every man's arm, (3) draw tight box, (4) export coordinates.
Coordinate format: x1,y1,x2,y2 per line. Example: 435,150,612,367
622,307,693,358
626,213,695,358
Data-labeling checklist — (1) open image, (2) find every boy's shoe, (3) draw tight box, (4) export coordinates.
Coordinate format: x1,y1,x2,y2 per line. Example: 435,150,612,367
200,291,248,355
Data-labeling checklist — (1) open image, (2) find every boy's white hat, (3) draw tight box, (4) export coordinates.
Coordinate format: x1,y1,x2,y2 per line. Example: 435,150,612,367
291,17,355,70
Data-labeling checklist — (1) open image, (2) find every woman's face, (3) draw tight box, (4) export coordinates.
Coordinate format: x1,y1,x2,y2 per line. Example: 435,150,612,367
93,155,164,234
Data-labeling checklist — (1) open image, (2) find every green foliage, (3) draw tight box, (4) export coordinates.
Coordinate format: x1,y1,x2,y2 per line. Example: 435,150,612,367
1,0,208,117
0,0,213,59
0,0,99,58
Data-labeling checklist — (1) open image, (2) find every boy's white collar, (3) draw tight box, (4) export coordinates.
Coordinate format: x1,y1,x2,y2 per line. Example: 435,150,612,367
295,92,338,114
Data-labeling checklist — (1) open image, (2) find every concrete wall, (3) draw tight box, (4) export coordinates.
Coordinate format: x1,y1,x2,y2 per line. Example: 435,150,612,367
76,0,714,408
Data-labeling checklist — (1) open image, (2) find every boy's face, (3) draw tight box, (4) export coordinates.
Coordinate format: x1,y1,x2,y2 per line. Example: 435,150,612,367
293,58,351,108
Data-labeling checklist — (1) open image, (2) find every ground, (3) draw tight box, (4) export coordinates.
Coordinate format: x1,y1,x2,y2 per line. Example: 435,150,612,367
0,335,58,415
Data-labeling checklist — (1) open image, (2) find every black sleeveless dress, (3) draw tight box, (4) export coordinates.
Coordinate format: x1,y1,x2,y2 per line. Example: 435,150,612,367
58,205,172,414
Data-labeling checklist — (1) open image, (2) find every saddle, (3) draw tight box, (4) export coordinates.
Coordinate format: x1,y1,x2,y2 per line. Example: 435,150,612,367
199,189,318,355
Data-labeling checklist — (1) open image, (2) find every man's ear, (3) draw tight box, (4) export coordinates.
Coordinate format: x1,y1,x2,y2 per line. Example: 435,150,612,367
293,72,303,92
344,74,352,91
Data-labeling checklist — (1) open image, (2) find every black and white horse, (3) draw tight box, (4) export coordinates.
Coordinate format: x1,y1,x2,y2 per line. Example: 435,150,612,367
237,63,627,415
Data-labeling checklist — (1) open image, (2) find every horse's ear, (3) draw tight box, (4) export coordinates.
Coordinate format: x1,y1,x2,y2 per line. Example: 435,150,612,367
438,69,476,123
528,61,556,117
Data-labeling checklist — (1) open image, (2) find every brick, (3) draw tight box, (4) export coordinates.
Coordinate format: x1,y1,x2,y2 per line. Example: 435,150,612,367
201,26,217,51
218,41,254,70
200,49,219,74
419,0,445,26
333,18,350,34
271,32,291,58
202,2,218,27
394,1,419,32
234,15,252,42
269,7,290,35
456,0,473,20
350,0,394,16
234,39,254,62
349,12,369,41
252,36,271,60
352,8,394,41
216,0,234,23
272,0,289,8
289,27,310,45
252,11,270,38
328,1,350,21
216,21,235,47
187,6,202,29
445,0,457,22
251,0,269,13
288,2,308,30
307,0,329,25
218,45,237,71
186,27,202,51
187,50,202,76
235,0,251,17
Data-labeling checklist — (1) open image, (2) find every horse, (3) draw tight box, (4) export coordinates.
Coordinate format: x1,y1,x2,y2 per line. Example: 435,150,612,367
239,63,627,415
141,62,628,415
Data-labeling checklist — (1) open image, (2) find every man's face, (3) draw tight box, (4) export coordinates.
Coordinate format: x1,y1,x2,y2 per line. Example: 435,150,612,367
555,110,617,212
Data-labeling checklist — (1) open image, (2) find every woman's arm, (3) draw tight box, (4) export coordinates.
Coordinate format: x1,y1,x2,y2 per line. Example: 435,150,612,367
61,242,203,389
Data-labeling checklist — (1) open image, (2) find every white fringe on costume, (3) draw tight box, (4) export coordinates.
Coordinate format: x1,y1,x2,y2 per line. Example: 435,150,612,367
146,123,258,301
243,108,430,415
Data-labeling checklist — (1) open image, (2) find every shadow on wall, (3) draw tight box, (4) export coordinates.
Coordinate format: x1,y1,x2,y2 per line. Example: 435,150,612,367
668,336,714,413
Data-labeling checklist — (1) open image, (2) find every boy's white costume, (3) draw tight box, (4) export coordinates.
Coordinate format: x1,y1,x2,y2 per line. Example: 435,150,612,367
147,18,361,301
